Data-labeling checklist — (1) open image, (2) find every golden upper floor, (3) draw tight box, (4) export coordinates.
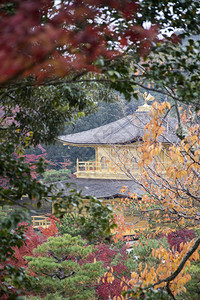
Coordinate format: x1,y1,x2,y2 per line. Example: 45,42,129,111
58,104,178,180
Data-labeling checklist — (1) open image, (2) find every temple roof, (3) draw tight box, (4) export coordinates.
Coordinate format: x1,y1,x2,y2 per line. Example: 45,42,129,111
58,110,178,146
54,178,144,198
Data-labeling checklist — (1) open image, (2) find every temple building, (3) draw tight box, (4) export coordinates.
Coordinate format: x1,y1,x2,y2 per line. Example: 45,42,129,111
57,95,178,201
30,96,178,229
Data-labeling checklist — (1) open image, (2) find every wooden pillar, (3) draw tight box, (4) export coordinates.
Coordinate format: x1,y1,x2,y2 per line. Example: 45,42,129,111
77,158,79,172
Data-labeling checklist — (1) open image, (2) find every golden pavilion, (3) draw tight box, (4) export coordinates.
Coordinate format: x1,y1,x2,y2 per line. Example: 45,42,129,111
57,96,178,202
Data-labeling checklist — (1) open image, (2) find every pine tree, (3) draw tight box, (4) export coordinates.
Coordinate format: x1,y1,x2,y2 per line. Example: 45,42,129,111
25,234,103,299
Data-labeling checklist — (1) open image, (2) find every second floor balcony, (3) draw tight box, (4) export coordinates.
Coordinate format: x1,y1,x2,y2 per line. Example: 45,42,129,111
76,158,139,180
75,158,169,180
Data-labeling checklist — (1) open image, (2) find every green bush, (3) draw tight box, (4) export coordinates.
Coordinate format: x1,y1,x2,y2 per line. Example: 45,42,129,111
56,198,115,243
0,205,32,221
56,212,83,237
42,169,70,183
25,293,65,300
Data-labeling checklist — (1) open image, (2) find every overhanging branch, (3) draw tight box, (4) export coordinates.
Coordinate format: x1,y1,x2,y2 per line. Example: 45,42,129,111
153,236,200,287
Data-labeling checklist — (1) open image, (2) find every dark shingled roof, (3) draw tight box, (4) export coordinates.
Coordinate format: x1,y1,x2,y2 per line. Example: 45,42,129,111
54,178,144,198
58,111,178,145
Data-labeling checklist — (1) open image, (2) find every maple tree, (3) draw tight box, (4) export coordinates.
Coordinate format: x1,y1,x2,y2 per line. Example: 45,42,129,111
20,148,54,179
8,223,45,269
109,101,200,298
0,0,158,86
41,215,59,238
0,0,161,147
0,222,45,298
1,0,198,106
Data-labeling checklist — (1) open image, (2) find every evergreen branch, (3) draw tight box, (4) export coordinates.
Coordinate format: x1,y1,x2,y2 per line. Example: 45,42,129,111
43,270,76,280
48,250,68,262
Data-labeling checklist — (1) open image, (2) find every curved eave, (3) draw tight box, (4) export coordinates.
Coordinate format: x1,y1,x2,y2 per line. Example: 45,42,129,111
56,138,97,147
57,141,125,147
56,137,144,147
56,137,174,147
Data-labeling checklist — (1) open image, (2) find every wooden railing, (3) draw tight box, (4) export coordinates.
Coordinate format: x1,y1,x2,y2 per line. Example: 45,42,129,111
76,159,139,179
32,215,51,229
76,159,170,179
77,159,121,173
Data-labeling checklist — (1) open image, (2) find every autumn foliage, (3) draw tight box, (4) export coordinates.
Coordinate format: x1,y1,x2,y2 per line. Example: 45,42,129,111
9,223,45,269
167,229,196,252
83,244,129,299
0,216,198,299
41,216,59,238
0,1,199,298
0,0,159,85
5,219,58,271
136,101,200,225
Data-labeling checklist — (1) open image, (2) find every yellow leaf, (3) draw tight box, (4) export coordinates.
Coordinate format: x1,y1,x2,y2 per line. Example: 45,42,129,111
183,287,186,293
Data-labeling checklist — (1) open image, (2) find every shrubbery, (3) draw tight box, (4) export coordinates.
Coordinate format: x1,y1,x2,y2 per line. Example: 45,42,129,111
177,260,200,300
56,199,114,243
42,169,70,183
126,236,170,272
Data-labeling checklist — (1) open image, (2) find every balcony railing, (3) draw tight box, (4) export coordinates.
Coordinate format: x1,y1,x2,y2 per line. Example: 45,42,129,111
76,159,138,179
76,159,169,180
77,160,119,172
